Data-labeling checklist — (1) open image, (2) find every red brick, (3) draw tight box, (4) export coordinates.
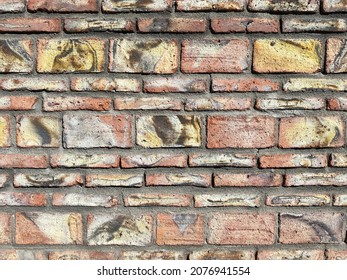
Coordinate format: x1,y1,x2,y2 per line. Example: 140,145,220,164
144,77,207,93
0,96,37,110
212,18,279,33
28,0,98,12
212,77,279,92
0,18,61,33
0,154,48,168
138,18,206,33
114,97,181,110
259,154,327,168
214,173,282,187
146,173,211,187
207,116,276,148
0,0,25,12
43,96,111,111
326,250,347,260
0,213,11,244
327,97,347,110
121,153,187,168
0,192,46,206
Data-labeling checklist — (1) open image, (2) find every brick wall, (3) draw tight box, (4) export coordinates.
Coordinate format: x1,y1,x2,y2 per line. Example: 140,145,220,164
0,0,347,260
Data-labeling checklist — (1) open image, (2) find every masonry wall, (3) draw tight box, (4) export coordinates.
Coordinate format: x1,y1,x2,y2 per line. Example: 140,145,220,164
0,0,347,260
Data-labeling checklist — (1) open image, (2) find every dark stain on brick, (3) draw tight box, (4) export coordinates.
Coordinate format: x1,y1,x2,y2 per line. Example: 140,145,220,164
25,175,65,186
111,0,154,9
30,118,52,145
152,115,177,145
149,18,170,32
89,216,125,242
173,214,197,234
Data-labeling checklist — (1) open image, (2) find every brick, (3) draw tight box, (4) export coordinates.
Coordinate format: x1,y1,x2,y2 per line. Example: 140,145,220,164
207,116,276,148
37,38,105,73
286,173,347,187
327,97,347,110
214,173,282,187
0,250,46,260
326,250,347,260
138,18,206,33
0,174,8,187
185,97,252,111
330,153,347,167
52,193,117,207
326,38,347,73
49,251,115,260
0,192,46,206
253,39,321,73
0,96,37,110
0,77,68,92
137,115,201,148
86,174,143,187
333,195,347,206
323,0,347,12
14,173,83,188
43,95,111,111
248,0,318,12
64,19,134,33
87,214,153,245
255,98,324,110
181,39,249,73
109,39,178,74
157,213,204,245
63,114,132,148
146,173,211,187
260,154,327,168
0,213,11,244
0,154,48,168
0,39,33,73
189,153,256,167
212,18,279,33
266,194,331,206
16,116,60,148
282,18,347,33
0,115,10,147
0,18,61,33
51,154,119,168
28,0,98,12
102,0,172,12
258,250,324,260
0,0,25,12
114,97,181,110
121,153,187,168
144,77,207,93
208,213,275,245
283,78,347,92
212,77,279,92
189,250,255,260
279,213,345,244
279,116,345,148
177,0,244,11
16,212,82,245
195,194,261,207
124,194,191,207
120,251,185,260
71,77,140,92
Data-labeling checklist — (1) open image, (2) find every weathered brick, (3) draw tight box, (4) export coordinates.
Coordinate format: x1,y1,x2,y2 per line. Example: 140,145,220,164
137,115,201,148
333,195,347,206
212,77,279,92
49,251,115,260
52,193,117,207
195,194,260,207
43,96,111,111
0,96,37,110
326,250,347,260
120,251,185,260
266,194,331,207
124,194,191,207
71,77,140,92
279,116,345,148
0,154,48,168
144,77,207,93
248,0,319,12
0,174,8,187
189,250,255,260
0,115,10,147
253,39,321,73
189,153,256,167
185,97,252,111
16,212,83,245
115,97,181,110
208,213,275,245
37,38,105,73
258,250,324,260
138,18,206,33
0,250,46,260
0,192,46,206
63,114,132,148
0,213,11,244
102,0,172,12
207,116,276,148
14,173,83,188
157,213,204,245
146,173,211,187
64,19,134,33
181,39,249,73
177,0,244,11
86,174,143,187
51,154,119,168
327,97,347,110
255,98,324,110
0,0,25,12
121,153,187,168
212,17,279,33
286,172,347,187
323,0,347,12
260,154,327,168
0,18,61,33
214,173,282,187
0,77,68,92
109,39,178,74
283,78,347,92
0,39,33,72
28,0,98,12
16,116,60,148
279,213,345,244
87,214,153,245
282,18,347,33
326,38,347,73
330,153,347,167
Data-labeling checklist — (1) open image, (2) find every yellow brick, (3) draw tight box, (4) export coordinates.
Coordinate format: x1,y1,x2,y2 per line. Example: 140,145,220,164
0,116,10,147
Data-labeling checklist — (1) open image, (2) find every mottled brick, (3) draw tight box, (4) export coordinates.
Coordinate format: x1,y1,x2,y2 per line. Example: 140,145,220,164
51,154,119,168
146,173,211,187
120,251,185,260
212,17,279,33
144,77,207,93
248,0,319,12
214,173,282,187
0,96,37,110
326,250,347,260
189,250,255,260
64,19,134,33
52,193,117,207
185,97,252,111
28,0,98,12
212,77,279,92
323,0,347,12
326,38,347,73
71,77,140,92
282,18,347,33
260,154,327,168
266,194,330,206
0,174,8,188
330,153,347,167
124,194,191,207
86,174,143,187
258,250,324,260
327,97,347,110
0,250,46,260
195,194,260,207
14,173,83,188
283,78,347,92
102,0,172,12
333,194,347,206
49,251,115,260
177,0,244,11
43,95,111,111
0,77,68,92
0,0,25,12
0,39,33,72
0,213,11,244
115,97,181,110
256,98,324,110
0,18,61,33
189,153,256,167
138,18,206,33
0,192,46,206
286,172,347,187
0,115,10,147
121,153,187,168
0,154,48,168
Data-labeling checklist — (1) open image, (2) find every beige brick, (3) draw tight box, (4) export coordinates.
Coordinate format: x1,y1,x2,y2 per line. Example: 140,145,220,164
195,194,261,207
124,194,191,207
189,250,255,260
0,39,33,72
14,173,83,188
102,0,172,12
71,77,140,92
